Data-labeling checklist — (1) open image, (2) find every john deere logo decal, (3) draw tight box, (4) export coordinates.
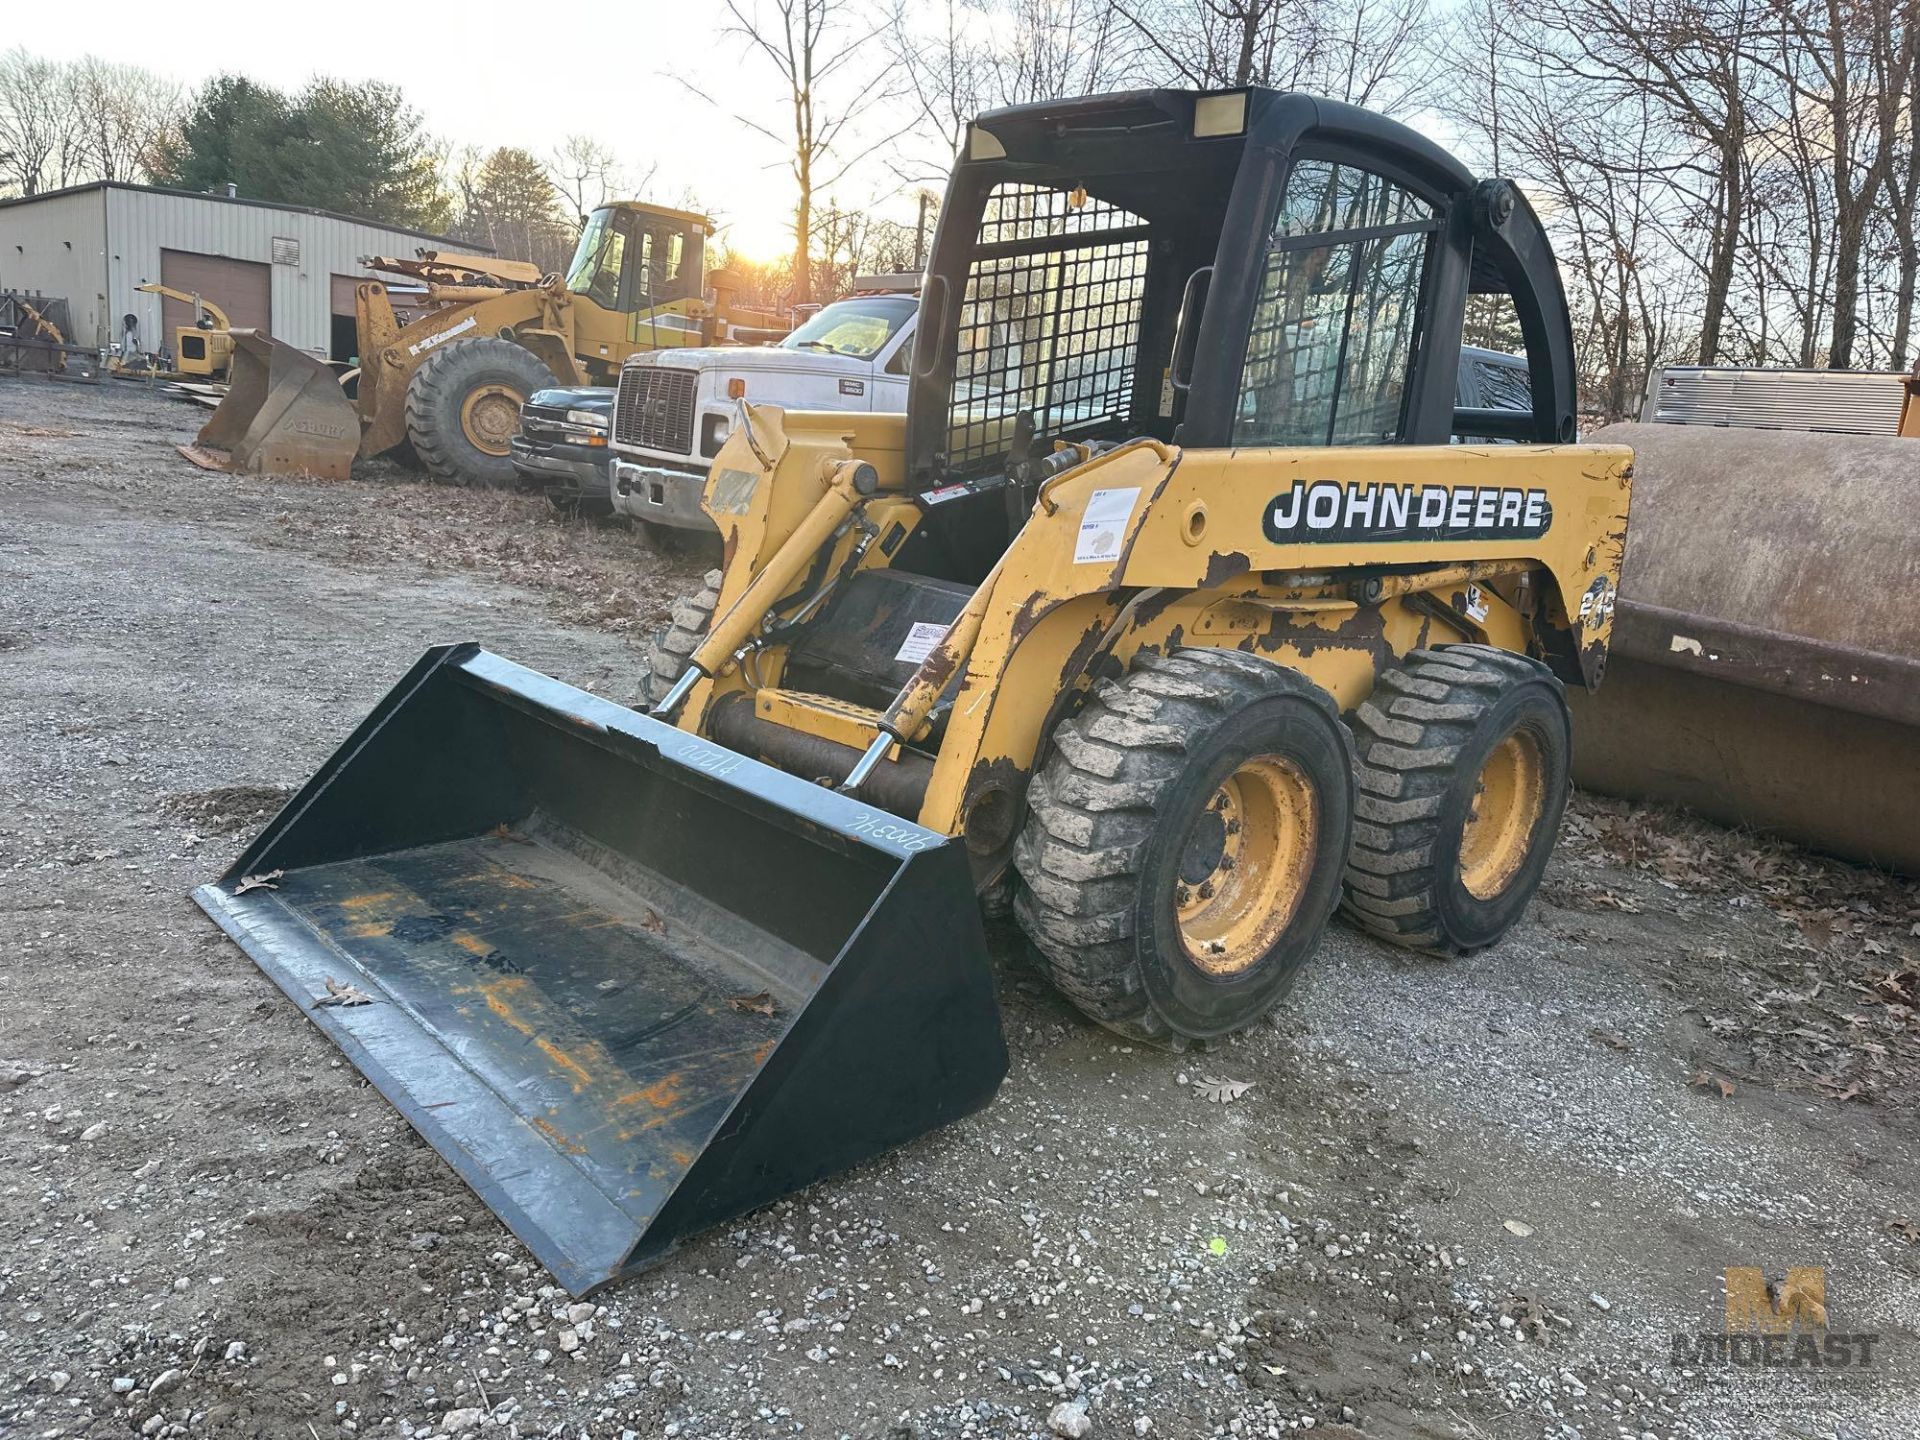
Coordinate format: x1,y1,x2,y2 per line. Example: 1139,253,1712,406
1264,480,1551,544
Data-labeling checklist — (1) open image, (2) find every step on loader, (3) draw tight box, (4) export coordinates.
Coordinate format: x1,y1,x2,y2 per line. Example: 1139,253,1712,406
196,88,1633,1295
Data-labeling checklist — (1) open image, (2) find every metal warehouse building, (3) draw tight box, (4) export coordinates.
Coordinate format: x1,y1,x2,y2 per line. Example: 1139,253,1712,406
0,182,489,363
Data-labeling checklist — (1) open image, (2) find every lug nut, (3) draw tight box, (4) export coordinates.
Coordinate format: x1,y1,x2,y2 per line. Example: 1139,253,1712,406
1197,880,1215,900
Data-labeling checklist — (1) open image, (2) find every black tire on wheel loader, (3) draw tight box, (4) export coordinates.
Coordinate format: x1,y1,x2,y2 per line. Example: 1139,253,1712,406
1013,649,1355,1048
1343,645,1571,954
637,570,723,708
404,337,555,488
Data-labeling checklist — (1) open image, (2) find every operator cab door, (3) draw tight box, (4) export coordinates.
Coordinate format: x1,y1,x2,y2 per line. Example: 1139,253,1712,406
619,214,705,312
1184,143,1469,449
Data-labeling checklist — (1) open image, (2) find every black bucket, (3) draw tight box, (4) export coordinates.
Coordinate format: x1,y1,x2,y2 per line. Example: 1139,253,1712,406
194,646,1006,1295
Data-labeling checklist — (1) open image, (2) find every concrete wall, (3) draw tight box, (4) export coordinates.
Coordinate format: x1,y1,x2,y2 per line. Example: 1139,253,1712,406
0,187,109,345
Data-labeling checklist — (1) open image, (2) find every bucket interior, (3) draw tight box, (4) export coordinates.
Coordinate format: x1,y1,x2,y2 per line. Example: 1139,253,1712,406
196,649,999,1293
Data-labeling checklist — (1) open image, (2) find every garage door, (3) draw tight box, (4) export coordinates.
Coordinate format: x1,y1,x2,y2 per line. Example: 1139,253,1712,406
160,250,271,338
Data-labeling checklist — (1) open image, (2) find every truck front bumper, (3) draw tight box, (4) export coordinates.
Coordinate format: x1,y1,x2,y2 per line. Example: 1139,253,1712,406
511,438,613,516
611,458,716,534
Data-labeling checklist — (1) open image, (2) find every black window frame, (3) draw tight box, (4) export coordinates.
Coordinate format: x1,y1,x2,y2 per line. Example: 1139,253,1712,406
1180,127,1475,451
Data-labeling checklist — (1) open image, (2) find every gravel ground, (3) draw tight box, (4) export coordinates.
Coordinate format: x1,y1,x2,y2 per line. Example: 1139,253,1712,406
2,377,1916,1440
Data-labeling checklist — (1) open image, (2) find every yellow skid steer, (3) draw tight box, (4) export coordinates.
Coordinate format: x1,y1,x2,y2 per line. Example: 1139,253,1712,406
196,89,1632,1294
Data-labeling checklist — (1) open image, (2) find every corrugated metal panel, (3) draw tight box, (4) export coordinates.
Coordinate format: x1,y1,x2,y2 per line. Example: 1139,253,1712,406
0,188,109,345
104,188,471,354
1646,367,1907,435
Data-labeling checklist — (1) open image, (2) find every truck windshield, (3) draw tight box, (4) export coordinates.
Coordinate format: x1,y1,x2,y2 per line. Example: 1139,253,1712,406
779,297,915,359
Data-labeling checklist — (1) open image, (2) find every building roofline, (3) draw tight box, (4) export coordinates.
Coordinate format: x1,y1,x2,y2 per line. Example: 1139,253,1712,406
0,179,491,252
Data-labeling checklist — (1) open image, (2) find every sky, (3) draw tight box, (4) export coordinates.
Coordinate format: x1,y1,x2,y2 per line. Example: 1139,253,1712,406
36,0,916,264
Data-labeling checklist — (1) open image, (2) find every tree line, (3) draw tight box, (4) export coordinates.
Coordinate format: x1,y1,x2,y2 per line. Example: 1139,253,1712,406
0,50,652,268
719,0,1920,417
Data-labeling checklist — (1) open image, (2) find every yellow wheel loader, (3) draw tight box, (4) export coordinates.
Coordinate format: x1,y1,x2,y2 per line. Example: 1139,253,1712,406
187,201,786,486
195,89,1632,1295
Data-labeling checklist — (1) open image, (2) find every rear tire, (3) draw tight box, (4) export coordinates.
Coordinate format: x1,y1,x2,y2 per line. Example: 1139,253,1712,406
636,569,723,707
1013,649,1355,1048
1342,644,1571,954
404,338,554,488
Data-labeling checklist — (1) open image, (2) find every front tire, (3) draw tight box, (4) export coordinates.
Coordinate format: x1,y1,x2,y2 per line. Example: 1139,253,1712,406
404,338,554,487
635,569,722,707
1013,649,1355,1048
1342,645,1571,954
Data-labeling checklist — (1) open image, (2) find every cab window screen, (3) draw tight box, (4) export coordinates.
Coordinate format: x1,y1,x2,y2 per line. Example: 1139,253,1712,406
948,184,1149,469
1236,160,1437,447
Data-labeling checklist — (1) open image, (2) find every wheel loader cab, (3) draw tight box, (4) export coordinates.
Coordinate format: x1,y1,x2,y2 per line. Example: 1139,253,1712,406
566,202,710,313
897,88,1579,578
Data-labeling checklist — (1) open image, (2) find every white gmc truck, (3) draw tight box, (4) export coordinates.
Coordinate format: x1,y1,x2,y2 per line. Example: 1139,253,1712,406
608,293,917,535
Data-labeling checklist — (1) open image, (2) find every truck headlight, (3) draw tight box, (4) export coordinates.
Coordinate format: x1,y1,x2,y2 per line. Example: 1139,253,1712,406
567,410,609,429
700,414,732,458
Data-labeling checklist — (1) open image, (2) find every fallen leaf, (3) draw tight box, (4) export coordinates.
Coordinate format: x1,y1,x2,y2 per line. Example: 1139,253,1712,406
641,907,666,934
1193,1077,1254,1103
233,868,284,895
1688,1070,1735,1099
1886,1217,1920,1243
726,991,775,1017
487,823,534,845
1503,1219,1535,1238
1591,1028,1631,1052
315,976,375,1008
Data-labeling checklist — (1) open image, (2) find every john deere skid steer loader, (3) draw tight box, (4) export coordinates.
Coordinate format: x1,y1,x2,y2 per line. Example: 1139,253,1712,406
196,88,1632,1295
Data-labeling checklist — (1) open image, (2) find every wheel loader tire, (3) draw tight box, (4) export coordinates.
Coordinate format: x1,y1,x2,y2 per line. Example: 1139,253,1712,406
1013,649,1355,1048
1343,644,1571,955
636,569,723,707
404,338,554,488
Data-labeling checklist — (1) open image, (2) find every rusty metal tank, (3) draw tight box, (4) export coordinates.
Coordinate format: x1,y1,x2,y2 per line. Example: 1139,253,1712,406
1569,421,1920,874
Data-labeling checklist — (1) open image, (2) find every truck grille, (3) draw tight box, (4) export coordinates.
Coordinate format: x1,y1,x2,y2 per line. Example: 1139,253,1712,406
614,366,697,455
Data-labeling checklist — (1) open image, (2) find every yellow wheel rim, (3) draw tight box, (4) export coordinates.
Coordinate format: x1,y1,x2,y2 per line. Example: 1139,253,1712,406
1458,730,1547,899
460,383,525,457
1175,757,1318,976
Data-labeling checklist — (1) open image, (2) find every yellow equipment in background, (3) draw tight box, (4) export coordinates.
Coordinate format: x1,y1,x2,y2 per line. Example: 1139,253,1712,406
191,200,785,486
134,282,234,378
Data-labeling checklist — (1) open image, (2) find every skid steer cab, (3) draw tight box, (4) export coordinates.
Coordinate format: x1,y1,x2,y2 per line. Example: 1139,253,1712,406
196,88,1631,1294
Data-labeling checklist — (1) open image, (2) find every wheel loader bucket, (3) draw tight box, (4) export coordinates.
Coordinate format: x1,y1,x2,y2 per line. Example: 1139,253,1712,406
187,329,359,481
192,647,1006,1295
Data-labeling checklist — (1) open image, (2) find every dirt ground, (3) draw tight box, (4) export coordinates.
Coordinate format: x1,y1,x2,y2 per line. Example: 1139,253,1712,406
2,377,1916,1440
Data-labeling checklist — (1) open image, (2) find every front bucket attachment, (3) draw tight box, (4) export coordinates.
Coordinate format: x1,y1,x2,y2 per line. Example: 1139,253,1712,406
189,329,359,480
193,648,1006,1295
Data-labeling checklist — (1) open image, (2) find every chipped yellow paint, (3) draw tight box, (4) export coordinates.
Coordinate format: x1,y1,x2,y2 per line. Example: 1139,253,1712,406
477,978,597,1092
337,891,404,912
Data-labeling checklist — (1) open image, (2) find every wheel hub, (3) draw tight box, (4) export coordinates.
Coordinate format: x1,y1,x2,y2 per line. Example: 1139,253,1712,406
1458,730,1547,899
460,383,525,457
1175,757,1318,977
